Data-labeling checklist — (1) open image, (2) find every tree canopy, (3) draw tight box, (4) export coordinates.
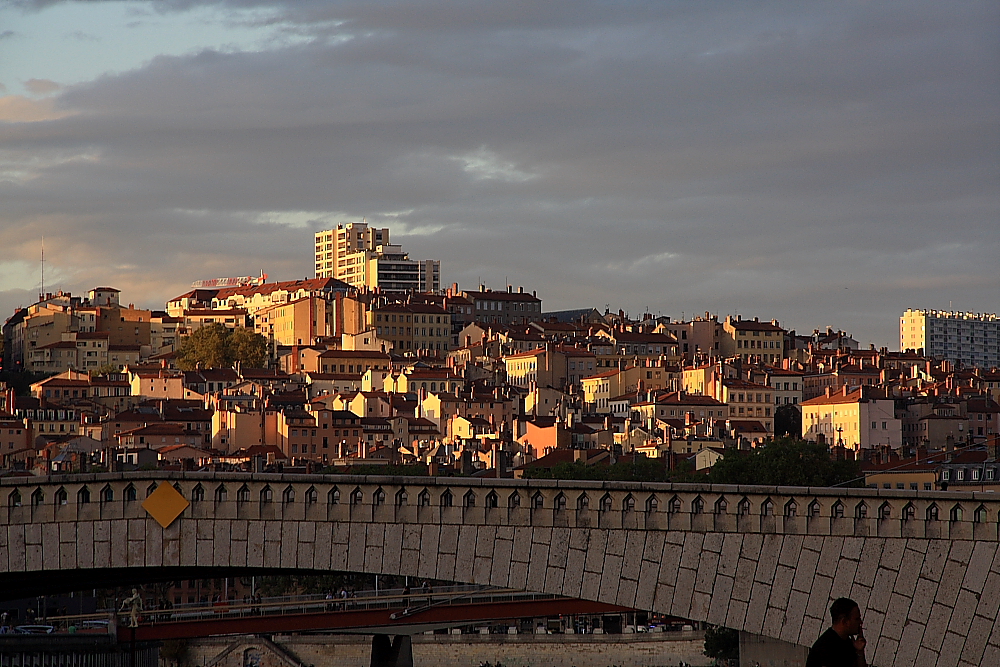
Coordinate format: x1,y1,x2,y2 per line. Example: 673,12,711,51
703,625,739,662
521,456,703,483
707,436,862,487
773,404,802,438
175,324,268,371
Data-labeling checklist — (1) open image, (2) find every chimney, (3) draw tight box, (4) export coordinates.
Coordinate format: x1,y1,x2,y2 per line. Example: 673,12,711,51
825,387,832,397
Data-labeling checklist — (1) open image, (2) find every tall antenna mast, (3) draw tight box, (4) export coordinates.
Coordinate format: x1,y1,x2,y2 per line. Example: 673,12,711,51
40,235,45,302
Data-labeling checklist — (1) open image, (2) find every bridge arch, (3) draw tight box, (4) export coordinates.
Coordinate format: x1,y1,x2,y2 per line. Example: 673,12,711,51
2,472,999,667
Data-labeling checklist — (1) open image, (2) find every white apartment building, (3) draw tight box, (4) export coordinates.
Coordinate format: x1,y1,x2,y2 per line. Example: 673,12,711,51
901,309,1000,368
314,222,440,293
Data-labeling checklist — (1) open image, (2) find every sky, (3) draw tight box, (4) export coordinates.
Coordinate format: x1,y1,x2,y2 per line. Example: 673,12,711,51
1,0,997,349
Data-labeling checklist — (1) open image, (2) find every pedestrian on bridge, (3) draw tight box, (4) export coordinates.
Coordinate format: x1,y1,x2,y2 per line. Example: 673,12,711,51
806,597,867,667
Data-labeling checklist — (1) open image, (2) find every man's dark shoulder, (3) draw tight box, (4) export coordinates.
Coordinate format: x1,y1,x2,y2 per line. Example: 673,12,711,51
806,627,855,667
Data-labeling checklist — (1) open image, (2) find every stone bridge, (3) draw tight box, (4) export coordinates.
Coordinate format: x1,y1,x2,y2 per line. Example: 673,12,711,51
2,473,999,667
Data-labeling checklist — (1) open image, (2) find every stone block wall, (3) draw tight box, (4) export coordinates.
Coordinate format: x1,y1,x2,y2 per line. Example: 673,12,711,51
4,472,1000,667
185,632,712,667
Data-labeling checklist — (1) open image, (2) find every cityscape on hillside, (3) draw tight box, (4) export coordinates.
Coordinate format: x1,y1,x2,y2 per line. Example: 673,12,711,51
3,1,998,664
2,222,998,486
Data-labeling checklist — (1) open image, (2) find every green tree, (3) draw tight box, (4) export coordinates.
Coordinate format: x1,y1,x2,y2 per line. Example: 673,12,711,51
707,436,861,487
0,370,53,394
703,625,739,663
175,324,268,370
520,455,698,483
90,363,123,376
773,404,802,438
226,326,269,368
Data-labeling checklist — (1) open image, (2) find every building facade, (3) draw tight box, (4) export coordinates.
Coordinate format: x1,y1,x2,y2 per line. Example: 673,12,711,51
801,386,901,451
461,286,542,326
314,222,440,293
900,308,1000,368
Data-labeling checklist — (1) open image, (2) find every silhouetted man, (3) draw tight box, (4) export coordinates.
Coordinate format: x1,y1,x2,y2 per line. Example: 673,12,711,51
806,597,867,667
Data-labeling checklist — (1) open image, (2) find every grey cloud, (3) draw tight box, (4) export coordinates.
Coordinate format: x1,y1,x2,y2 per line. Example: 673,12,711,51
1,0,997,347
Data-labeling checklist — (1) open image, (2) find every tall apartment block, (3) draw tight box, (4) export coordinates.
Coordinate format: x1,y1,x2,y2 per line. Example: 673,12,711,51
314,222,441,293
900,308,1000,368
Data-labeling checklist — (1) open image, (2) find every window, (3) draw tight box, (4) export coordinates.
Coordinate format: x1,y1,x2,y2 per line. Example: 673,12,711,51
531,492,544,509
601,494,614,512
738,498,751,516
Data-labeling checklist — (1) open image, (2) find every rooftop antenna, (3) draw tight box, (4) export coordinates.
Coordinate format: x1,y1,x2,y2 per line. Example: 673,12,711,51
39,235,45,302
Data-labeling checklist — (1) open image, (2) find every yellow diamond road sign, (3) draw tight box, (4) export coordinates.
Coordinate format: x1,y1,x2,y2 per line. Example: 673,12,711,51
142,483,190,528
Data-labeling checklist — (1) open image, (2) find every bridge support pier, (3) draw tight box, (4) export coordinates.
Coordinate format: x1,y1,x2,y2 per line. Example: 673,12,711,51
370,634,413,667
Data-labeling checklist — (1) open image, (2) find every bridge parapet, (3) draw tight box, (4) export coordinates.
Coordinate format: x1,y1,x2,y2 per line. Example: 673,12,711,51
3,472,998,541
3,472,1000,667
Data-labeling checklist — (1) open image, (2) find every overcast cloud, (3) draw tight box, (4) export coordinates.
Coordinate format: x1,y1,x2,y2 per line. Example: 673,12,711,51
1,0,997,347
